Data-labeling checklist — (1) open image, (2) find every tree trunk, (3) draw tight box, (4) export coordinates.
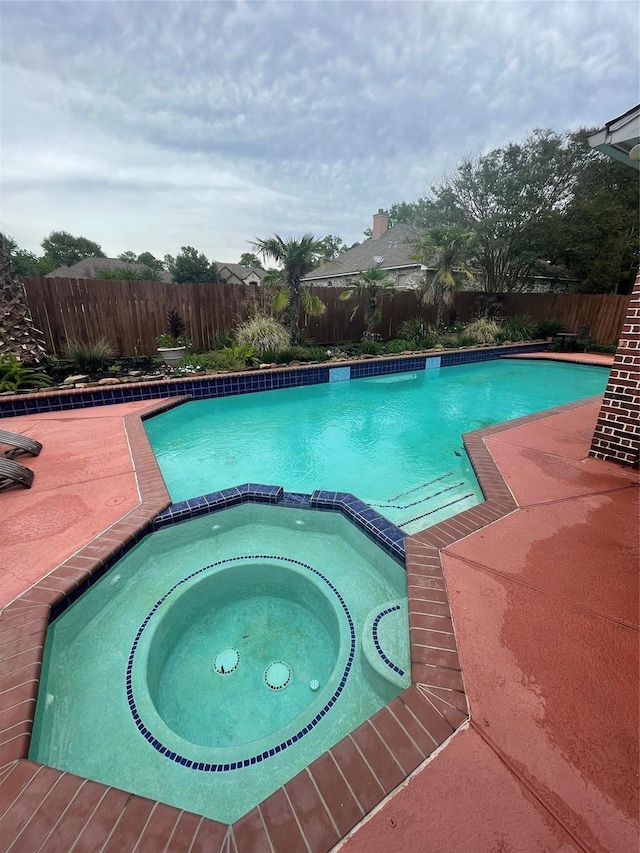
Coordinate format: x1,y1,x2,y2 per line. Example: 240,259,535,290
365,293,378,337
0,234,47,364
289,276,300,345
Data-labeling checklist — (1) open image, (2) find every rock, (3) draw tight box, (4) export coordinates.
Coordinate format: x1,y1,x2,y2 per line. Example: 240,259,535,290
401,350,414,355
259,363,271,369
142,373,164,380
128,370,142,377
74,383,89,388
63,374,89,385
97,377,121,385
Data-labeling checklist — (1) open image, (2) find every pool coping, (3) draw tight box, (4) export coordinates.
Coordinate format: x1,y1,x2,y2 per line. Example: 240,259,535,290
0,364,611,851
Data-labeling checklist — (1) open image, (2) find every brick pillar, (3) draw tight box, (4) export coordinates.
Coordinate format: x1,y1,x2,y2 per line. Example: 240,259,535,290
589,273,640,466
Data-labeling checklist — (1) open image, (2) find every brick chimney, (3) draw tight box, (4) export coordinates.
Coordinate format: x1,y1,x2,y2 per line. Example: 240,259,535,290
372,209,389,239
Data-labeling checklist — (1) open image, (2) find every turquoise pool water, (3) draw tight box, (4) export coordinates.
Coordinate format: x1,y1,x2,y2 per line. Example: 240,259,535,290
145,360,608,532
30,504,410,823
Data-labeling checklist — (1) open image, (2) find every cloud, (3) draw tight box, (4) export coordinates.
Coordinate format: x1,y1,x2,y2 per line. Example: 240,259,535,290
1,1,638,259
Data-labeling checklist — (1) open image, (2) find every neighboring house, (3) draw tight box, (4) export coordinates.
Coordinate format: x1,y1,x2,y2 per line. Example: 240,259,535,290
217,263,266,286
46,257,173,282
304,210,425,289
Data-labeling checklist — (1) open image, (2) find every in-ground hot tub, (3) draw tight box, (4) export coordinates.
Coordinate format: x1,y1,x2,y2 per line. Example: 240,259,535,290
134,556,352,759
30,503,410,823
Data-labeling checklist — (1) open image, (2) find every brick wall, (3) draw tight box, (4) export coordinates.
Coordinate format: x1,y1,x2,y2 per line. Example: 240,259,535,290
589,273,640,466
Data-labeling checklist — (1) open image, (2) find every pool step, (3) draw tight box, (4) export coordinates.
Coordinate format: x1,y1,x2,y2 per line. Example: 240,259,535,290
371,471,475,532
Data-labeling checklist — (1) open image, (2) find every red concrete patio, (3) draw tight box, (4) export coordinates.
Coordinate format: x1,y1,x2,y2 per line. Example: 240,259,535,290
0,354,637,852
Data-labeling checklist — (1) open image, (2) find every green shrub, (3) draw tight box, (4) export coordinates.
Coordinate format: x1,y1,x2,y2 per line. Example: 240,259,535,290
0,353,52,392
384,339,413,353
177,345,256,373
461,319,503,345
534,318,565,338
209,327,233,350
398,318,428,344
586,343,617,353
360,338,383,356
439,333,463,348
65,338,114,372
261,345,331,364
501,314,536,341
235,315,290,354
307,346,331,362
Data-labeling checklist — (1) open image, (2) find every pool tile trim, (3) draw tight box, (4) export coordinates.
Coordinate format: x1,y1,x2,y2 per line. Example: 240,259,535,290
0,387,610,850
0,342,549,418
372,606,406,676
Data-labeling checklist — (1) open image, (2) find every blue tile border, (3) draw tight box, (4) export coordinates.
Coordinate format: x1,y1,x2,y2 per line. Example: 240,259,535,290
151,485,407,564
48,485,406,626
372,605,405,677
126,555,356,771
0,344,548,418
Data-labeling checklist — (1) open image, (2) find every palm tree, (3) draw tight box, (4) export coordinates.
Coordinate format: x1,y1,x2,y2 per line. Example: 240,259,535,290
0,234,46,364
251,234,326,344
339,267,395,338
412,227,477,328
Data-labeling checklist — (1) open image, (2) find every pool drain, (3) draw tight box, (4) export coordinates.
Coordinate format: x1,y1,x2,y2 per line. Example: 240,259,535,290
264,661,291,691
213,647,240,675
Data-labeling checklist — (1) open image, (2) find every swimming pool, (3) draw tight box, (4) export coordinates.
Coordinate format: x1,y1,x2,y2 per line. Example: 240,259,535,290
30,503,410,823
145,359,608,533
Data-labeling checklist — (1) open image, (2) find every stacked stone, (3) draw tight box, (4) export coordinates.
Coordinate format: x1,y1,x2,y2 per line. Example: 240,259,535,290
0,234,47,364
589,272,640,466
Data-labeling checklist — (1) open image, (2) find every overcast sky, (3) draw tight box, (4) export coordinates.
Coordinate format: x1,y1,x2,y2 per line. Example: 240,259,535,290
1,0,638,264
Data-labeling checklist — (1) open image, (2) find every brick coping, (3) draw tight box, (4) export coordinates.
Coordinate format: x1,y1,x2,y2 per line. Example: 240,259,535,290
0,392,608,851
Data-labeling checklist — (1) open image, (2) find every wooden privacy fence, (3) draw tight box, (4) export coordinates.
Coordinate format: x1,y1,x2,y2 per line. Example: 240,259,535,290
20,276,630,356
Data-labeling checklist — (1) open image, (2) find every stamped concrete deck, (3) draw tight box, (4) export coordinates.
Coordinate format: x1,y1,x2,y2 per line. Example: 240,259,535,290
0,355,637,852
340,397,638,853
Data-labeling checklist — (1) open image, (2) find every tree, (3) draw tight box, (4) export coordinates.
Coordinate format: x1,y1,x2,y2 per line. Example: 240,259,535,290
541,135,639,294
339,267,396,338
118,251,165,272
136,252,165,272
41,231,105,268
4,236,55,276
413,227,477,327
172,246,219,284
95,266,162,282
0,234,47,363
387,127,639,294
251,234,326,344
318,234,351,261
432,131,584,292
239,252,263,269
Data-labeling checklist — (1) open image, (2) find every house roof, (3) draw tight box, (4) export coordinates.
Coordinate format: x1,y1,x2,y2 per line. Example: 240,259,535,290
304,223,424,280
217,263,266,281
46,257,173,282
588,104,640,170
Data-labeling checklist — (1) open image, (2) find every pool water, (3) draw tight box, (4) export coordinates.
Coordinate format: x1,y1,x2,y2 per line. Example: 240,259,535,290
146,560,341,747
145,359,608,532
30,504,410,823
